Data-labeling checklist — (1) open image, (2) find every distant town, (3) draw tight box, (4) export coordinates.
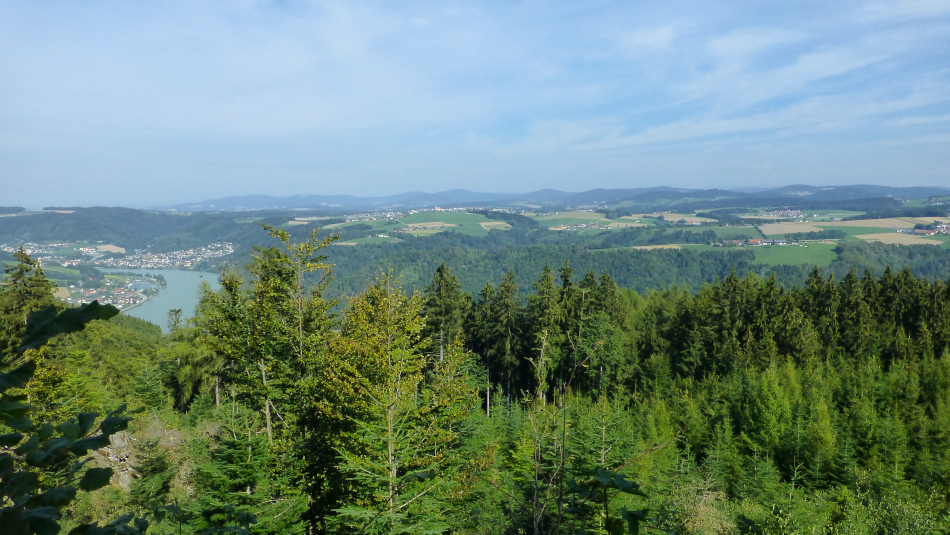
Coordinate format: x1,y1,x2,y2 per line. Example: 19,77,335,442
3,197,949,312
0,241,231,309
0,241,235,270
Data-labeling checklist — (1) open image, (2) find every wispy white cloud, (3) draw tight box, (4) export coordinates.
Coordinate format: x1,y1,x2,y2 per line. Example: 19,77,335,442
885,113,950,126
858,0,950,20
0,0,948,206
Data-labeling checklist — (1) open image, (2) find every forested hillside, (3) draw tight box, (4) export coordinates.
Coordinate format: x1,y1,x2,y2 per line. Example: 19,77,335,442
321,234,950,300
2,228,950,534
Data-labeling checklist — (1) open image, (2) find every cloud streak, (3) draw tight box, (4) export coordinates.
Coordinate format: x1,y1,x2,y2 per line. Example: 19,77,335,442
0,0,948,207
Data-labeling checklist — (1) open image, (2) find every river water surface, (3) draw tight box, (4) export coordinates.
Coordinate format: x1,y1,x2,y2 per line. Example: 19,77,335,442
102,269,220,333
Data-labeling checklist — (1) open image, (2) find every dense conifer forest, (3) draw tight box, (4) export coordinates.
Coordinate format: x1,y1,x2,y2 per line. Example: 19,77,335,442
3,226,950,534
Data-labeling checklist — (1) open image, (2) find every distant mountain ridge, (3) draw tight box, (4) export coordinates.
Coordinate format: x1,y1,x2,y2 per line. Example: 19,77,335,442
166,185,950,212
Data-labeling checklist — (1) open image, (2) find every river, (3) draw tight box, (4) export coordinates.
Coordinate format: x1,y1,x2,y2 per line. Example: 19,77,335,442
102,269,220,333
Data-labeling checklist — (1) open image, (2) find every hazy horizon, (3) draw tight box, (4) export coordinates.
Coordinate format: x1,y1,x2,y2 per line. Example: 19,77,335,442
3,1,949,208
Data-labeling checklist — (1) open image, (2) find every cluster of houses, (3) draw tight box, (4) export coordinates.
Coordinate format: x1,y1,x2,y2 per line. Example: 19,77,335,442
63,280,148,309
345,211,404,222
0,241,64,257
4,241,234,270
763,209,804,218
898,221,949,236
407,206,478,214
68,242,234,269
551,222,611,231
723,238,789,246
395,224,451,232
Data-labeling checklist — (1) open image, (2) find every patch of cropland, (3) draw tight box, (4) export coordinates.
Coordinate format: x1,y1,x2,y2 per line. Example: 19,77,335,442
321,234,950,301
396,211,499,237
5,187,950,296
167,185,950,212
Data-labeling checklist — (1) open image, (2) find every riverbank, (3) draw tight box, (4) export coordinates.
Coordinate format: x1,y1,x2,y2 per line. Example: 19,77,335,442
99,269,220,333
118,293,148,313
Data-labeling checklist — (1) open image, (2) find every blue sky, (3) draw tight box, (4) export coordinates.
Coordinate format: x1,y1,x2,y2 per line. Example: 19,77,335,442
2,0,949,208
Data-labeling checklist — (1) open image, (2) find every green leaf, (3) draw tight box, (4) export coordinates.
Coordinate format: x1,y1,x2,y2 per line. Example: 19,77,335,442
99,415,131,437
37,422,55,441
0,452,13,471
79,467,113,491
15,434,41,455
5,415,33,431
22,505,62,535
66,515,148,535
107,514,134,527
67,458,92,476
2,471,40,500
620,507,649,535
67,523,107,535
56,420,81,440
0,362,37,393
71,434,111,455
0,397,33,420
40,486,78,507
0,431,23,447
133,517,149,532
18,301,120,352
594,467,612,486
78,412,99,435
26,437,74,467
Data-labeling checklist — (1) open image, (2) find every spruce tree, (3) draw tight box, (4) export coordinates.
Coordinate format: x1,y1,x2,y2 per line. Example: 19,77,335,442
527,265,564,398
421,261,472,354
0,248,56,355
197,224,339,532
335,274,478,534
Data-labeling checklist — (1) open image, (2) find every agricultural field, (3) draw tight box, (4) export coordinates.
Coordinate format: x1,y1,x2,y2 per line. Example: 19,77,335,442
678,244,719,252
903,195,950,207
853,233,944,246
334,236,401,245
677,226,763,239
901,217,950,226
803,210,865,219
318,211,506,239
531,211,608,229
759,221,821,236
636,212,715,223
819,218,917,228
41,265,82,286
813,225,903,238
403,228,449,236
752,243,839,266
323,219,403,234
397,211,500,237
606,220,646,229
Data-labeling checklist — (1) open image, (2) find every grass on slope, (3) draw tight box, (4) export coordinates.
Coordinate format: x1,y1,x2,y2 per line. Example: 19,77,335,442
397,211,498,237
814,226,900,238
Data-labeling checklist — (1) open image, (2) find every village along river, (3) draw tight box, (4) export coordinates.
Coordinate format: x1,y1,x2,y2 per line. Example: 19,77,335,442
101,269,220,333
